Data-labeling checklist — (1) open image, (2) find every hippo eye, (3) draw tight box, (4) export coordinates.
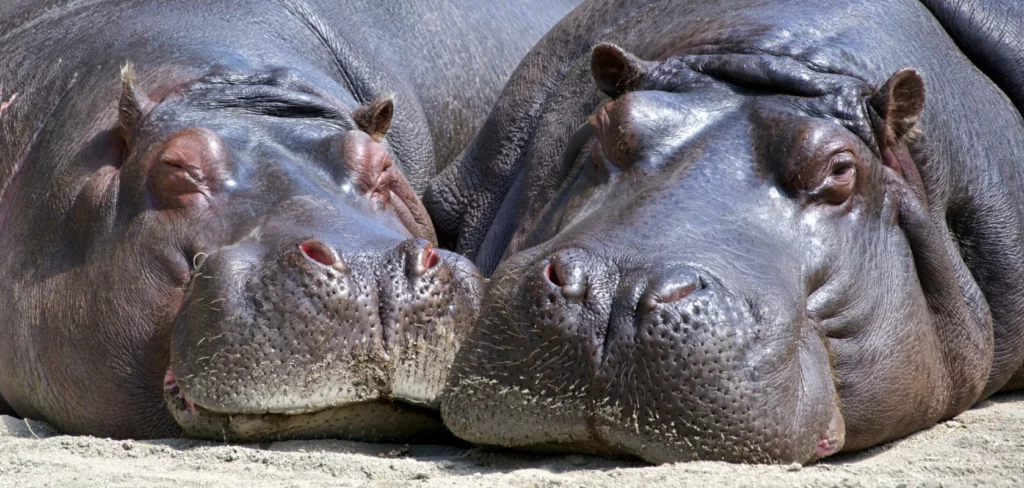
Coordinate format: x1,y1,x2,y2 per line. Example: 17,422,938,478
815,151,857,205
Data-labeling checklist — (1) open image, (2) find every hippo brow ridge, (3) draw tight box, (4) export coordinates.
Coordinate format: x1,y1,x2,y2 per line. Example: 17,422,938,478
641,51,880,150
174,70,357,126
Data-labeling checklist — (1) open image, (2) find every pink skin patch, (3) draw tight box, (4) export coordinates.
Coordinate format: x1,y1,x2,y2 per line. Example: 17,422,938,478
299,239,337,267
544,262,562,286
815,435,841,458
164,367,196,414
422,245,440,270
814,407,846,459
0,91,17,118
657,284,696,305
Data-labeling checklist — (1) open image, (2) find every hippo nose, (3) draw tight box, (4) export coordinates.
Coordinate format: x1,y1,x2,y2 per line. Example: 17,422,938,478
637,266,707,314
543,249,592,299
299,238,350,273
398,239,442,279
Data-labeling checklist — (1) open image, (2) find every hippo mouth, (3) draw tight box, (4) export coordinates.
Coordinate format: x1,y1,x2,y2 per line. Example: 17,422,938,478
163,367,451,442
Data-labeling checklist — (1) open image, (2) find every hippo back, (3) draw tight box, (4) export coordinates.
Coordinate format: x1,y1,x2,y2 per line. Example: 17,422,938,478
919,0,1024,118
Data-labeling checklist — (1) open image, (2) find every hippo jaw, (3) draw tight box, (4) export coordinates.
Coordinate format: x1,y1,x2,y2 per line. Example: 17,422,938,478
164,369,451,443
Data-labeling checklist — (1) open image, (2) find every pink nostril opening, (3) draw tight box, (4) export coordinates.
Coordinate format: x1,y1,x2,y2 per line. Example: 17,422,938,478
422,245,440,270
299,239,336,266
661,284,697,304
545,262,563,287
163,367,177,391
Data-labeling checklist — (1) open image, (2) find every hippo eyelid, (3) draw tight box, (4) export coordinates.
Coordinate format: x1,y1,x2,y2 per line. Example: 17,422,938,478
824,150,856,175
806,150,858,205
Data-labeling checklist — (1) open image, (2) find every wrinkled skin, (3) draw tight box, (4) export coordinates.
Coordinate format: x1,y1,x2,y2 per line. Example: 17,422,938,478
427,0,1024,464
0,0,578,440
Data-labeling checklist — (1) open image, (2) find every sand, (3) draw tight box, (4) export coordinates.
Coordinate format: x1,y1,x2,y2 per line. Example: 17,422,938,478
1,392,1022,488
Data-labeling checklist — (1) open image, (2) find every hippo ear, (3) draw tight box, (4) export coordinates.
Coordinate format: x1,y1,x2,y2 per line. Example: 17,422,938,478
118,63,154,143
591,43,653,98
870,68,926,143
351,97,394,142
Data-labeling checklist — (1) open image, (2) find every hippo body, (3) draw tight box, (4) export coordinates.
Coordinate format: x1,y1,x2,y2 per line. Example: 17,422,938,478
0,0,577,439
426,0,1024,464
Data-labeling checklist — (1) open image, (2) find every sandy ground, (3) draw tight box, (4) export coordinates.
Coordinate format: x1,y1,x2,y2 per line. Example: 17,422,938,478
1,392,1022,488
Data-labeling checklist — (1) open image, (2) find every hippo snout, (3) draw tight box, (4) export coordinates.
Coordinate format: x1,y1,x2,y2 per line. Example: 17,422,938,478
543,248,705,311
443,247,840,463
166,223,481,442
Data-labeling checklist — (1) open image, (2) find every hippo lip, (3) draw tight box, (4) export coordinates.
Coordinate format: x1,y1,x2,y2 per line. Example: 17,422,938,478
162,366,450,442
813,404,846,459
163,367,197,415
161,364,437,415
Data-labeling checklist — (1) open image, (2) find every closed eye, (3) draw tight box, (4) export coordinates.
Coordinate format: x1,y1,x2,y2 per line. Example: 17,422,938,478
814,151,857,205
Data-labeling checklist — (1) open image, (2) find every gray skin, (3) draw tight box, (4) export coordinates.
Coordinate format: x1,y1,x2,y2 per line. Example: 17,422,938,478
0,0,578,440
425,0,1024,464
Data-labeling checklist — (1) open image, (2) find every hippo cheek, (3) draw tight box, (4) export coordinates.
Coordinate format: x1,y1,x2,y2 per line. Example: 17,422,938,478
442,251,842,464
164,237,482,442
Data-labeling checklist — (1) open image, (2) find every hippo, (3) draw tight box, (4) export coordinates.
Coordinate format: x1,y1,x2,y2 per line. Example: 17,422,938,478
0,0,578,440
425,0,1024,464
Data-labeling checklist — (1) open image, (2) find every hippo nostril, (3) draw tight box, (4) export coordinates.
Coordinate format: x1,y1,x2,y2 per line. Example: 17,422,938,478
299,238,337,267
407,240,442,278
640,277,703,313
422,245,440,271
545,262,563,287
544,257,587,299
660,283,697,304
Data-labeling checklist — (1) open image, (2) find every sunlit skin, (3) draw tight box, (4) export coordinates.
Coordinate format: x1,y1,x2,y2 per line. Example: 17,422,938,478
427,0,1024,464
0,0,580,440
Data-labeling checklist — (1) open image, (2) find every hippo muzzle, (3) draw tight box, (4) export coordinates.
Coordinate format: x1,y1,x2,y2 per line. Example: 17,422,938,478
165,199,481,442
444,242,842,463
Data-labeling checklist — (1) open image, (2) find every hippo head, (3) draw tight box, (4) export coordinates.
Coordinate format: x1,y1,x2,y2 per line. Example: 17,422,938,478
75,65,481,441
442,45,993,463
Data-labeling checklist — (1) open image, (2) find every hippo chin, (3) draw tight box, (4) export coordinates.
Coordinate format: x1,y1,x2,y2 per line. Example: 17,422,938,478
427,0,1024,464
0,0,579,440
